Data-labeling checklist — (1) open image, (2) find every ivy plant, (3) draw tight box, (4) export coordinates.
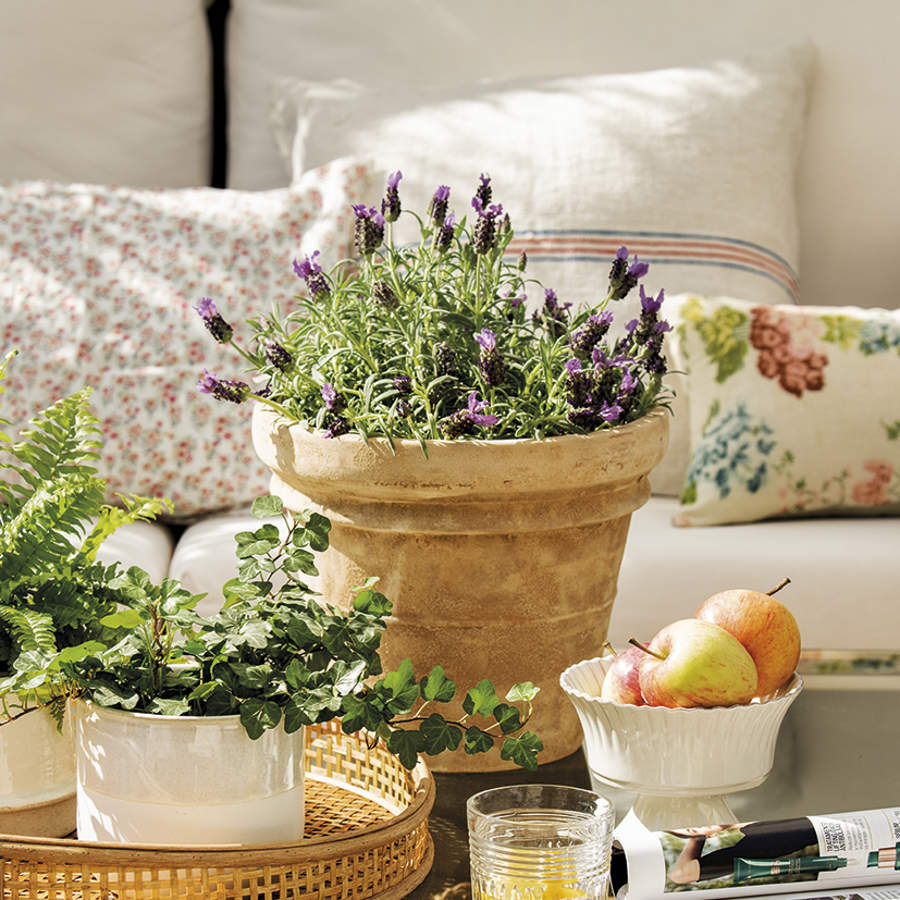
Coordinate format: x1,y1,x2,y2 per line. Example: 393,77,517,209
0,350,169,724
62,494,543,770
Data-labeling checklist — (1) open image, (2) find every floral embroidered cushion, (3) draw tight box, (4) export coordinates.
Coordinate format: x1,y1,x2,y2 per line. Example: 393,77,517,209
666,295,900,525
0,158,370,518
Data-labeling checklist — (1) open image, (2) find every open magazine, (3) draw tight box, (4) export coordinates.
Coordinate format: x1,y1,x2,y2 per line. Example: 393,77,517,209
611,807,900,900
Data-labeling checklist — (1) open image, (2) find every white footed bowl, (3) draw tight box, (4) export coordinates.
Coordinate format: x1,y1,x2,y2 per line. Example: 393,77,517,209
560,655,802,798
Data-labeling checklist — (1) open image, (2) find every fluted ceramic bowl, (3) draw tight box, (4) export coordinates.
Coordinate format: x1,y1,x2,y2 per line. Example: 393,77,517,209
560,655,802,828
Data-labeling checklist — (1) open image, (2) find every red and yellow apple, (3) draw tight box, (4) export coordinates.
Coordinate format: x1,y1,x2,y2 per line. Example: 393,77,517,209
695,586,800,695
635,619,758,708
600,644,646,705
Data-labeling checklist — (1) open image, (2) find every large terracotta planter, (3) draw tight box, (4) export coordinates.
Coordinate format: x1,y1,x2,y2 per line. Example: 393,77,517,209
252,405,668,771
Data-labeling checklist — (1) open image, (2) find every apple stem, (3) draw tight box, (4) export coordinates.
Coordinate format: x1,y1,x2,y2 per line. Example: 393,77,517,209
766,576,792,596
628,637,666,661
601,640,617,656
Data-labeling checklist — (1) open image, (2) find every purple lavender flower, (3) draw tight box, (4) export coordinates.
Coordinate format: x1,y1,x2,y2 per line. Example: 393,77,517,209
532,288,572,339
352,205,385,256
570,311,613,356
430,185,450,226
193,297,233,344
197,369,250,403
474,173,492,209
292,251,330,299
321,382,346,413
373,279,399,310
381,170,402,223
472,202,504,255
436,213,455,253
394,398,412,418
505,288,525,308
475,329,504,386
393,374,412,393
608,246,649,300
598,401,624,423
264,338,292,371
439,391,499,438
323,415,351,439
517,250,527,272
640,285,664,315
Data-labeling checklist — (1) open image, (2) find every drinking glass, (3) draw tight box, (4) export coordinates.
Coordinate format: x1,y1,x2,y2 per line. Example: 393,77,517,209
467,784,615,900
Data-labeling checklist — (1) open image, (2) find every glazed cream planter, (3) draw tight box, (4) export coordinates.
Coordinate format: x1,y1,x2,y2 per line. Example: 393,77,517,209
0,701,75,836
72,701,305,845
253,405,669,771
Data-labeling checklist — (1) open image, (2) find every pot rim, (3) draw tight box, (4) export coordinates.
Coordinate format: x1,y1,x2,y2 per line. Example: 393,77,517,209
254,403,669,449
71,699,268,727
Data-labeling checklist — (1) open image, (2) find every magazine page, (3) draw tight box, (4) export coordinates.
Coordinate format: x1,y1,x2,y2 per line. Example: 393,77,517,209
612,807,900,900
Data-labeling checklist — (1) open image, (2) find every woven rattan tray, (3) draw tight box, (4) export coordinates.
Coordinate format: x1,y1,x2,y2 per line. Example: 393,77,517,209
0,719,435,900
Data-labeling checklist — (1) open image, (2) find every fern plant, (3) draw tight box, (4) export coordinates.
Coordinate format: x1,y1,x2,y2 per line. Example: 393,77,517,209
0,351,168,723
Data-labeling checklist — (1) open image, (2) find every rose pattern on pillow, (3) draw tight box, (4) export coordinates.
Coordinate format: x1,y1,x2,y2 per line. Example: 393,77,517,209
0,159,371,517
668,295,900,525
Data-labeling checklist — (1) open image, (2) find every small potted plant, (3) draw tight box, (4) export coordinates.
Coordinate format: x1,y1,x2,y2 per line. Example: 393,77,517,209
62,494,541,846
196,172,672,768
0,351,168,836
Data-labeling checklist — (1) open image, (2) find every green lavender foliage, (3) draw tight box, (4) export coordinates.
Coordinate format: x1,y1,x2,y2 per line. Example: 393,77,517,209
63,495,543,770
0,351,169,720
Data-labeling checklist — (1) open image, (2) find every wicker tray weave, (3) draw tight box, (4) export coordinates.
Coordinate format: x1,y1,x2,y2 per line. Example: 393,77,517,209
0,719,435,900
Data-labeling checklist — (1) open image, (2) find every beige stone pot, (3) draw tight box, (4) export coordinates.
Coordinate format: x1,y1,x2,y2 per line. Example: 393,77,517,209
252,405,668,772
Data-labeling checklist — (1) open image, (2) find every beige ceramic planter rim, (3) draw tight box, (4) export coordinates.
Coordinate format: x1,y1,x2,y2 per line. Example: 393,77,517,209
253,404,669,499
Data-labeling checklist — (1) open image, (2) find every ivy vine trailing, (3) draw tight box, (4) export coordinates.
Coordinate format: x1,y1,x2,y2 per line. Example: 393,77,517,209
0,350,169,724
62,494,543,770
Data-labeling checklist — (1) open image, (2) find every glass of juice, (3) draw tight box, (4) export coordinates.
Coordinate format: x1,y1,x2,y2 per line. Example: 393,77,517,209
467,784,615,900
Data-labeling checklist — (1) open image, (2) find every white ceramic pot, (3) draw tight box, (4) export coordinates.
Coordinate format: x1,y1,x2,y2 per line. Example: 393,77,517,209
72,701,305,845
0,702,76,836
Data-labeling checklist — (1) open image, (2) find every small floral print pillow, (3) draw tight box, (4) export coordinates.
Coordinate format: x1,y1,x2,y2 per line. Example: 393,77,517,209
0,158,371,518
665,295,900,525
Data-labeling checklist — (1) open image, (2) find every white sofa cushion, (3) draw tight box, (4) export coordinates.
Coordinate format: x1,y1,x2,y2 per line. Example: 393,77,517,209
611,497,899,651
94,522,174,587
0,0,211,188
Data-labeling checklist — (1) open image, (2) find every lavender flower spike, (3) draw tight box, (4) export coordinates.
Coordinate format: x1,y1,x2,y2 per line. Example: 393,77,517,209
353,205,385,255
194,297,233,344
381,170,402,223
430,185,450,225
321,382,345,412
474,329,497,353
467,391,499,427
197,369,250,404
292,251,330,299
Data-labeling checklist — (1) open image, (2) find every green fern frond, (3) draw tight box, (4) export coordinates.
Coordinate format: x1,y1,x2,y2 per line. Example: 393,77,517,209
0,349,16,443
2,389,102,495
76,494,173,565
0,472,106,587
0,606,57,656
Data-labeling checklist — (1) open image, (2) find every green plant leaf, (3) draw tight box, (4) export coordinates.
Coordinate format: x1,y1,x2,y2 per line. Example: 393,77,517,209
251,495,283,518
492,702,522,734
419,665,456,703
387,728,425,770
239,697,282,740
148,697,191,717
419,713,462,754
99,608,146,630
500,732,543,770
462,679,500,717
463,726,494,755
377,658,419,713
505,682,540,704
283,696,313,733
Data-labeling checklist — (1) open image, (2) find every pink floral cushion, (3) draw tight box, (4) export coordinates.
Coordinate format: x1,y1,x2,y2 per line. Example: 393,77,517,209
0,159,370,518
666,295,900,525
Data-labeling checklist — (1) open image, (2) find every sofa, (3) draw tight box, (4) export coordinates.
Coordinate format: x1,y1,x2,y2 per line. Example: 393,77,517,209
2,0,898,820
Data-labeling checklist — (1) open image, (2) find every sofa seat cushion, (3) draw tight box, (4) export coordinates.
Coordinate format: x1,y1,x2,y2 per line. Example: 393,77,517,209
94,522,175,586
610,497,896,651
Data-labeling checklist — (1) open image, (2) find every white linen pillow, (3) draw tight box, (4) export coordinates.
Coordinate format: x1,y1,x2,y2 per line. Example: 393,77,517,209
0,159,371,518
267,45,812,494
0,0,210,187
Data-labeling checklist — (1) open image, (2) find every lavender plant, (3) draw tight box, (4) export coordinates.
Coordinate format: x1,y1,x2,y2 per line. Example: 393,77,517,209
196,172,671,447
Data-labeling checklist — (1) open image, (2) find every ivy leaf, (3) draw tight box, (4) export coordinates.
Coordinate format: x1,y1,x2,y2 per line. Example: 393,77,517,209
237,619,270,649
284,657,309,690
463,725,494,755
239,697,282,740
500,732,543,770
377,658,419,713
419,665,456,703
293,512,331,552
340,693,383,734
353,586,392,616
203,683,237,716
283,548,318,576
492,702,522,734
251,495,283,518
91,683,140,710
283,696,314,733
98,608,146,630
505,682,540,704
462,679,500,717
333,659,367,696
148,697,191,717
235,524,281,559
419,713,462,754
387,728,425,770
222,577,264,603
